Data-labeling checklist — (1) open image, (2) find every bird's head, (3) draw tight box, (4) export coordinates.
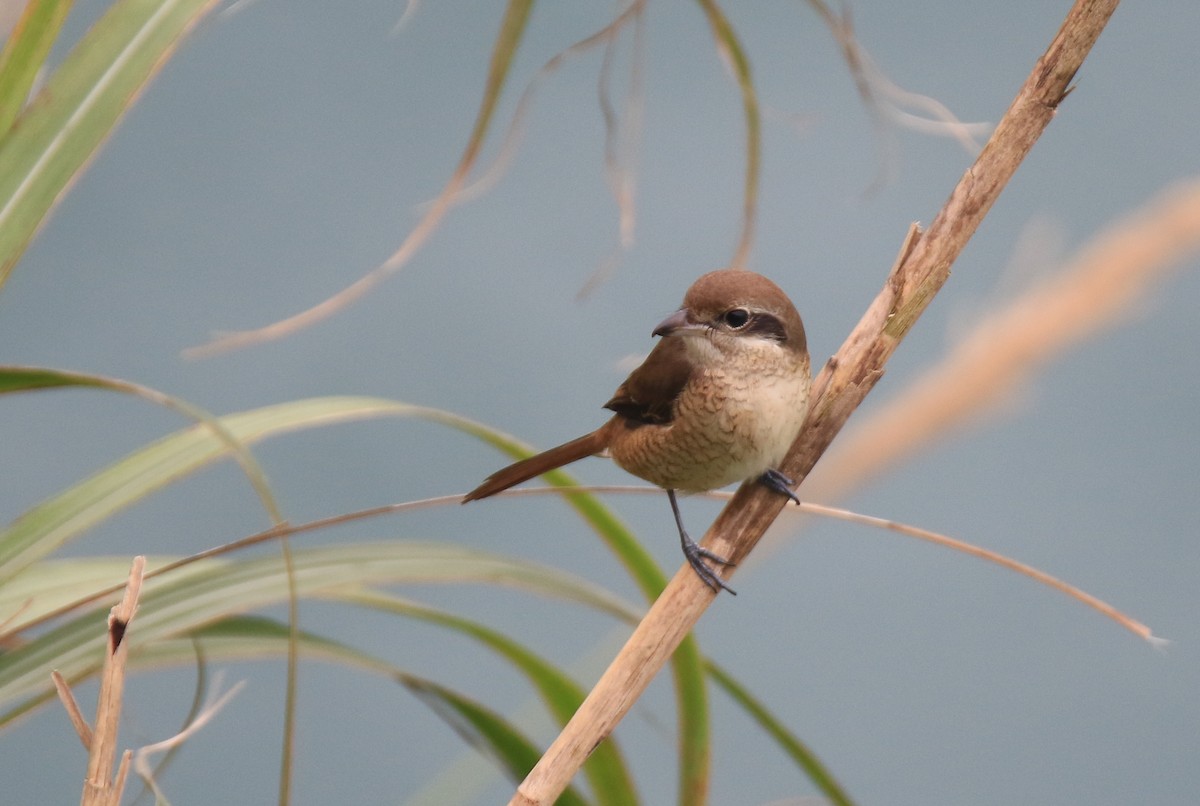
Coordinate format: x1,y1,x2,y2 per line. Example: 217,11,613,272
652,269,807,363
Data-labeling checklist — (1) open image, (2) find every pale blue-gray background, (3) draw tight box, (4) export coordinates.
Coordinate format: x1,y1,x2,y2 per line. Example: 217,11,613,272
2,1,1197,804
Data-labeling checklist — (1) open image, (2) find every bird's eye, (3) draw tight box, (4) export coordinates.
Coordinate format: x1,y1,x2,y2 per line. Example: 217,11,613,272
722,308,750,329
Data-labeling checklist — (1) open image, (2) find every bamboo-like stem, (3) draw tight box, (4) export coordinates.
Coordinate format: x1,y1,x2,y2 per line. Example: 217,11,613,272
510,2,1119,804
806,177,1200,503
78,556,145,806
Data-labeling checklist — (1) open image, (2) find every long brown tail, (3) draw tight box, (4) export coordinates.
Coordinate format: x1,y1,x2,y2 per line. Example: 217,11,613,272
462,428,609,502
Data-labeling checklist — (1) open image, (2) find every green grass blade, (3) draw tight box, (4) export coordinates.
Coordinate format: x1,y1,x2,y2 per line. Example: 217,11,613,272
0,0,73,135
0,364,283,526
0,365,290,804
707,661,856,806
0,555,200,632
184,0,537,357
403,677,590,806
0,541,635,715
0,0,220,289
343,589,637,806
465,0,535,164
0,364,101,392
41,615,591,805
0,554,639,801
4,625,591,803
0,395,432,582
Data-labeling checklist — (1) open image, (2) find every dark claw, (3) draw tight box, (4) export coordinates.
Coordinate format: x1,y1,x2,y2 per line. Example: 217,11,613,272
759,468,801,506
668,489,736,595
682,533,737,595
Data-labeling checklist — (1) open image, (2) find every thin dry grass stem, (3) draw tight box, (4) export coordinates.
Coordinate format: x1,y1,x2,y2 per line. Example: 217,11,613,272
430,0,647,213
812,0,988,148
0,598,30,637
808,0,988,194
793,500,1161,644
50,561,241,805
63,555,145,806
599,7,645,252
133,677,246,802
509,2,1119,803
219,0,266,20
577,2,648,300
51,670,92,748
495,484,1156,642
277,536,299,805
697,0,759,269
22,479,1152,649
10,505,419,636
388,0,421,37
182,169,463,360
808,177,1200,503
185,2,538,358
187,3,647,358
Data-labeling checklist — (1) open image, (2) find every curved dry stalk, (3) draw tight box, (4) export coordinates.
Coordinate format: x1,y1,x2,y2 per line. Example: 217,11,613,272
132,676,246,802
791,500,1161,645
515,485,1157,644
25,467,1157,650
509,2,1120,804
808,0,989,194
807,176,1200,503
388,0,421,37
428,0,647,212
185,1,537,358
598,7,645,251
576,1,648,300
697,0,760,269
187,2,647,358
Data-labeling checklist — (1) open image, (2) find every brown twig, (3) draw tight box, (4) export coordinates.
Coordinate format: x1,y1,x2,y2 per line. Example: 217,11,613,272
509,2,1119,803
51,670,93,749
806,177,1200,503
132,676,247,801
56,555,145,806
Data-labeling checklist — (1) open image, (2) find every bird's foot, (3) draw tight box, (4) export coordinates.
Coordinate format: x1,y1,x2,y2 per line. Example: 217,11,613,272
758,468,801,506
681,533,737,595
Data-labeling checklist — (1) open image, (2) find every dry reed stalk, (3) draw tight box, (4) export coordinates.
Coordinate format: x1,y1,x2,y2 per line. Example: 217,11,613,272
806,177,1200,504
510,1,1120,803
53,556,145,806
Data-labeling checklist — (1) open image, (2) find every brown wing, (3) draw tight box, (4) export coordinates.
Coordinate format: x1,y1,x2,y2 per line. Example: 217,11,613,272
603,337,694,425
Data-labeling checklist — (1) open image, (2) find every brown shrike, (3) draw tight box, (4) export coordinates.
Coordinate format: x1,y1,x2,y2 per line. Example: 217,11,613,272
463,269,811,594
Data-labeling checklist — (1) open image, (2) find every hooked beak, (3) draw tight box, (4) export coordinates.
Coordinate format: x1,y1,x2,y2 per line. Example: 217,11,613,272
652,308,701,337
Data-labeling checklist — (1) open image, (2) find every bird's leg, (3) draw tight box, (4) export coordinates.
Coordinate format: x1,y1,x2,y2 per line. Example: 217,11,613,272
667,489,736,595
758,468,801,506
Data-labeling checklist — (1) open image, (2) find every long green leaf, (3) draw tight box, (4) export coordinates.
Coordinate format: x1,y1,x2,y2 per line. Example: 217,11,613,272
0,541,635,715
0,0,73,135
707,661,856,806
185,0,538,357
132,617,591,806
344,589,637,806
0,0,220,288
404,677,589,806
466,0,536,164
0,396,437,582
0,554,202,632
0,364,283,535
